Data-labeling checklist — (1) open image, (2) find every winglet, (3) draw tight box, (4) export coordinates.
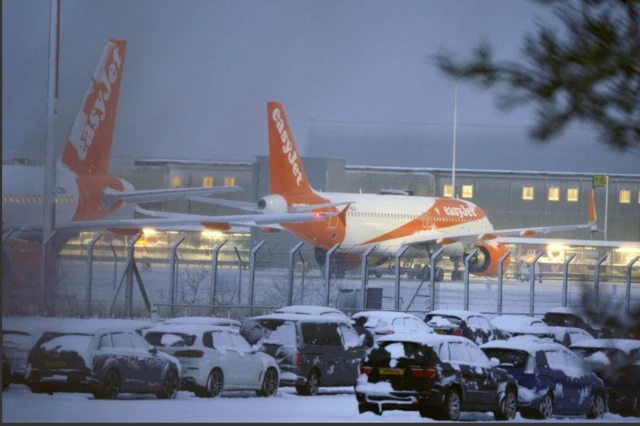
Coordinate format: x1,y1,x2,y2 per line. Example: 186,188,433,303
338,204,350,226
589,188,597,224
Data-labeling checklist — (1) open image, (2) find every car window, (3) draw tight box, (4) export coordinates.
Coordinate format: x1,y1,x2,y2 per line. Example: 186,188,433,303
213,330,232,349
302,322,342,346
465,342,490,367
203,332,214,349
476,316,492,330
535,351,548,368
569,331,591,344
229,332,252,352
129,332,151,350
448,342,472,363
437,342,450,362
392,318,405,326
338,323,361,348
467,317,479,328
544,350,566,370
531,320,545,327
562,348,586,369
111,332,131,348
99,334,112,349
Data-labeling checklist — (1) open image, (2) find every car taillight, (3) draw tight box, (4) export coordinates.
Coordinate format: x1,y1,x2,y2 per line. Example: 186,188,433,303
375,329,395,335
619,370,626,378
296,353,302,366
453,328,463,336
359,364,372,375
174,350,204,358
411,366,438,378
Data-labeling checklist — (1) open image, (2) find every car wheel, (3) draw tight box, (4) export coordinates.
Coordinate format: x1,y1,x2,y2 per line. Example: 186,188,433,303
587,392,606,419
537,393,554,419
156,368,179,399
494,387,518,421
205,368,224,398
296,369,320,396
256,367,279,397
439,388,461,421
95,369,120,400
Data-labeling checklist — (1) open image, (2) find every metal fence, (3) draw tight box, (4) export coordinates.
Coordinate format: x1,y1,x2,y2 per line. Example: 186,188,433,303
3,232,640,322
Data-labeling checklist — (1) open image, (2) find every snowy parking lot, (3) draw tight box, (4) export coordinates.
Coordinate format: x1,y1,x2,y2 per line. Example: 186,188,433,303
3,384,638,423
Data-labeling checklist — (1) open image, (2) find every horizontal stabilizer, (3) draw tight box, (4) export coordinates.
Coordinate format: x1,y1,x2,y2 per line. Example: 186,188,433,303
104,186,244,205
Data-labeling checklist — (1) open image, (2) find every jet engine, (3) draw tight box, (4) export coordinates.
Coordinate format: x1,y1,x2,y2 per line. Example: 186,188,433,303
465,241,512,277
257,194,288,214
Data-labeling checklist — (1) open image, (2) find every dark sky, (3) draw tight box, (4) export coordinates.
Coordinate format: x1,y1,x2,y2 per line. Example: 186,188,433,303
2,0,637,173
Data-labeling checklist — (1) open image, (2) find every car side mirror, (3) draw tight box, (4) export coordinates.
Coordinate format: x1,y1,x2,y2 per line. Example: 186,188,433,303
149,346,158,355
490,357,500,368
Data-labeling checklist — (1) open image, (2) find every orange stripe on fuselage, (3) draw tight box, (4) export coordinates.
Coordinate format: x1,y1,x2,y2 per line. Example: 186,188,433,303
281,193,347,250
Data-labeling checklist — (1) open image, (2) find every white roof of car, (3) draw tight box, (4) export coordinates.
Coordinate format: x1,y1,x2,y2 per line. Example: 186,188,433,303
162,316,241,326
248,312,352,323
490,315,544,330
480,336,567,354
376,333,470,346
570,338,640,353
273,305,348,317
426,309,483,320
145,324,239,335
352,310,422,320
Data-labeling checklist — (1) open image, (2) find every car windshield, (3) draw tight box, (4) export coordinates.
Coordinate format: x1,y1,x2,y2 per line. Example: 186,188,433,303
482,348,529,368
35,332,93,354
144,332,196,347
425,315,462,327
368,341,435,366
240,319,297,346
543,313,582,327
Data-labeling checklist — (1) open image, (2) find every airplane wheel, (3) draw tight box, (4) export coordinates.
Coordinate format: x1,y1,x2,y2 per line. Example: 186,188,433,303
435,267,444,282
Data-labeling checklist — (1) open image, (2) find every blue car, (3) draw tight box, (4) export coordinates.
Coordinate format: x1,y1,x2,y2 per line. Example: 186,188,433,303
480,337,607,419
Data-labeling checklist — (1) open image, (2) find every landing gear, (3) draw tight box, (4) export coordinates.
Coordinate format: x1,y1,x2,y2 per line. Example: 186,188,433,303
450,257,463,281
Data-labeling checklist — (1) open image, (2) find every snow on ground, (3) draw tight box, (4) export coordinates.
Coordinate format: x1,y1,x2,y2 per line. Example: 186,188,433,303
2,384,638,423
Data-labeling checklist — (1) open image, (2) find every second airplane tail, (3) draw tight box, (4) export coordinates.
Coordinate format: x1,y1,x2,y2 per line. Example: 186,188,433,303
61,39,127,176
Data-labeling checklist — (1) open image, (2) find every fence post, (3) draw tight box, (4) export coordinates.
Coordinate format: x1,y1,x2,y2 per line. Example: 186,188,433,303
529,252,543,316
124,234,141,318
562,253,577,307
626,255,640,314
85,233,103,316
169,236,186,317
248,241,266,316
594,254,608,304
288,242,304,306
463,249,478,311
210,239,228,315
324,244,340,306
394,245,409,311
360,245,378,310
496,250,511,315
429,247,445,312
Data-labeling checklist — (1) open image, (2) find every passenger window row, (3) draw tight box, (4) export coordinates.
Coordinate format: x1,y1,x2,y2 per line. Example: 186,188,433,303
3,194,75,204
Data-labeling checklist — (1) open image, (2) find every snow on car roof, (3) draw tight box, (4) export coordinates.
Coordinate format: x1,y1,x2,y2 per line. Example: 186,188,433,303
247,312,352,323
273,305,347,316
2,317,156,335
546,307,581,315
490,315,544,330
480,337,566,354
162,316,241,326
376,333,468,346
570,339,640,353
145,324,239,335
352,310,422,320
426,309,483,320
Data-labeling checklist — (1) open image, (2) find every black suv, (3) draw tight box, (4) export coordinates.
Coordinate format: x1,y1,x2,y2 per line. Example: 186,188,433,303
425,310,507,345
356,334,518,421
240,313,367,395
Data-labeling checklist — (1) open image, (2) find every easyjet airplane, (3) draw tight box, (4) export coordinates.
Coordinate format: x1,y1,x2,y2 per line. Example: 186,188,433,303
188,101,598,281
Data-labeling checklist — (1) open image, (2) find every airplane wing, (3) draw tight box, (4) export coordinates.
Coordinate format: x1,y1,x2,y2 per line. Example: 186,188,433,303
187,196,355,214
2,210,336,234
103,185,244,205
401,189,598,248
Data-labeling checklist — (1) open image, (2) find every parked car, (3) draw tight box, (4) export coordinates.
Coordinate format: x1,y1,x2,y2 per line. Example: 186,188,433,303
240,313,366,395
424,310,507,345
489,315,556,340
542,307,612,338
481,337,607,419
571,338,640,417
2,329,36,385
144,324,279,398
159,316,241,329
351,310,433,343
355,334,519,421
272,305,350,319
26,327,181,400
547,326,595,347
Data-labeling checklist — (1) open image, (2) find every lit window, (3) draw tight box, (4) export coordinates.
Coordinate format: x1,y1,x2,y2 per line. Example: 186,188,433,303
567,188,579,202
523,186,534,200
54,197,59,204
171,176,182,188
443,184,453,198
203,176,214,187
619,189,631,204
224,176,236,186
38,196,43,203
638,190,640,204
9,195,13,203
462,185,473,199
548,187,559,201
18,196,24,203
3,196,6,203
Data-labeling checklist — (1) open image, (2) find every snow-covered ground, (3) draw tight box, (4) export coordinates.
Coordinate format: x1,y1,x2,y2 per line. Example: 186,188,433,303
2,384,638,423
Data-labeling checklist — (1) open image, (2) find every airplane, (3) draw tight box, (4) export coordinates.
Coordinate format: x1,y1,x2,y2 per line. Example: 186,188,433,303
1,43,338,282
187,101,598,281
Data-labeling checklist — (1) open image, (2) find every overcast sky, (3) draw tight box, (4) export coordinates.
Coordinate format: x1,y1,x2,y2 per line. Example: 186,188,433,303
2,0,637,173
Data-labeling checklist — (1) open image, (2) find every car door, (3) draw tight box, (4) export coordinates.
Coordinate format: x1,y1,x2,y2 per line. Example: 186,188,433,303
447,341,483,407
109,331,139,391
211,330,241,389
464,341,496,407
337,323,365,386
128,331,165,390
301,322,343,386
561,348,594,413
543,348,577,413
227,331,263,388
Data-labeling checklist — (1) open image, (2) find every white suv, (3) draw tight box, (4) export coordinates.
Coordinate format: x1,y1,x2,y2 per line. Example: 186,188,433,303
144,324,280,398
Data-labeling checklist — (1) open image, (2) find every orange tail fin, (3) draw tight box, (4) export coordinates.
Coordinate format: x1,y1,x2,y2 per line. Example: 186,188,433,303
61,39,127,176
267,101,313,196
